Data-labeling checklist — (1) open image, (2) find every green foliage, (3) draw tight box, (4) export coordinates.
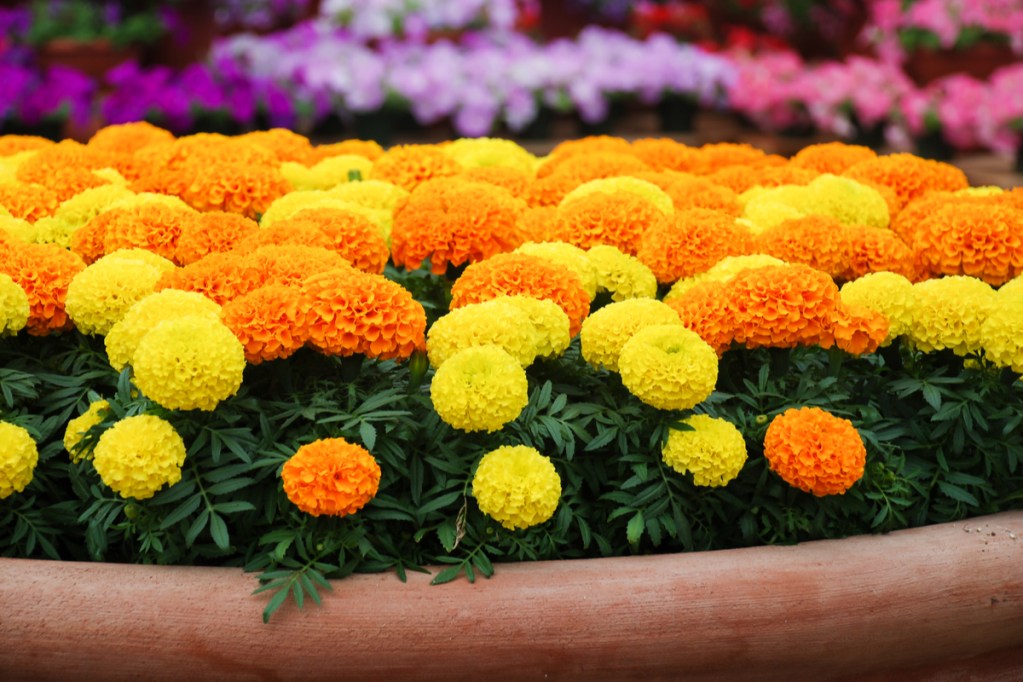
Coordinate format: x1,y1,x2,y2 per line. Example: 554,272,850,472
25,0,168,47
3,319,1023,623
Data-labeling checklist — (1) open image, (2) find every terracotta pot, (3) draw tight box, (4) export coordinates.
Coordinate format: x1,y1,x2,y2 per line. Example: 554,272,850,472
35,38,141,82
1,511,1022,680
904,43,1018,86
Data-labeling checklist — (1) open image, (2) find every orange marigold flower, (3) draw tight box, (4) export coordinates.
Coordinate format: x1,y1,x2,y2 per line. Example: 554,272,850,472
450,252,591,336
551,191,667,255
527,152,651,207
134,134,278,172
764,406,866,496
665,280,736,354
754,215,851,279
87,122,175,154
156,251,263,306
910,202,1023,285
233,220,334,254
631,172,744,217
830,303,889,355
174,211,259,265
250,244,355,289
281,438,381,517
0,135,54,156
637,208,752,283
841,226,917,281
519,206,559,243
728,263,841,349
239,128,315,164
369,144,462,192
101,203,197,261
708,164,818,195
892,191,1005,244
156,162,292,219
309,139,384,164
0,183,59,222
630,138,699,173
279,207,389,274
542,136,634,172
686,143,774,176
220,283,309,364
391,179,527,274
459,166,532,197
15,141,117,202
789,142,878,175
843,153,968,210
302,267,426,360
0,241,85,335
72,209,124,265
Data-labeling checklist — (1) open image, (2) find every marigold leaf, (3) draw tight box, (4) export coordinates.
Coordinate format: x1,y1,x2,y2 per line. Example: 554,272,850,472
430,565,463,586
626,510,645,546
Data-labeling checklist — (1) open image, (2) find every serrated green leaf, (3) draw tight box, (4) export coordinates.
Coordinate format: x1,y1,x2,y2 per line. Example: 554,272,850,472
626,510,645,545
359,421,377,451
430,565,463,586
159,494,202,530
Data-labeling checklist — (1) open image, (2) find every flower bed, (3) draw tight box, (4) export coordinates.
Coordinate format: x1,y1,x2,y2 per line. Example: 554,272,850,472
1,128,1023,629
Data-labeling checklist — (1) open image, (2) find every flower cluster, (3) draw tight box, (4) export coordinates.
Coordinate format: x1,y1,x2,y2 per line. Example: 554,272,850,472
281,437,381,517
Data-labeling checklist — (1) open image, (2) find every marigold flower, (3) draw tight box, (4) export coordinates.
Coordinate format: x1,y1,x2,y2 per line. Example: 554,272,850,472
844,153,969,210
220,284,309,364
64,399,111,463
100,203,199,262
302,268,426,360
0,272,29,336
499,296,571,359
431,345,528,432
586,244,658,301
518,206,559,243
136,162,291,219
444,137,536,173
728,263,841,349
764,407,866,496
754,215,851,279
369,144,462,191
910,203,1023,285
134,135,278,173
789,142,878,175
132,315,246,411
0,241,85,335
327,180,409,212
561,176,674,217
156,251,262,306
235,220,334,255
459,166,532,197
281,155,374,192
906,276,995,355
630,138,699,173
50,184,136,235
839,272,915,343
472,444,561,530
708,164,818,195
687,143,776,176
664,254,787,301
174,211,259,266
87,122,175,154
0,182,59,222
580,299,681,372
275,207,390,274
630,172,744,217
527,152,650,206
551,190,668,255
450,252,591,336
282,438,381,517
618,325,718,410
92,415,186,500
0,421,38,499
105,290,222,371
841,226,917,281
0,135,53,156
981,295,1023,372
309,139,384,163
831,303,889,355
427,299,541,368
391,179,527,274
247,244,352,290
542,136,634,171
0,214,35,244
65,254,164,335
662,414,747,487
637,208,753,283
240,128,315,164
514,241,598,299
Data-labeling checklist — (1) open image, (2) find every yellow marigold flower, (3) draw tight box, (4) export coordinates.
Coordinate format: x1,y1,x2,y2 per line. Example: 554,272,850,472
981,295,1023,372
560,176,675,217
281,155,373,191
0,421,38,499
427,299,541,368
92,415,185,500
662,414,747,487
52,184,136,234
443,137,537,173
0,272,29,336
31,216,78,248
664,254,786,301
0,151,39,184
740,191,807,234
110,192,194,214
580,299,681,372
64,399,111,463
840,272,915,343
764,407,866,496
105,290,223,371
618,325,718,410
102,248,175,273
328,179,409,212
514,241,599,299
586,244,657,301
132,316,245,411
261,191,391,239
906,276,995,355
65,255,164,335
803,175,890,229
499,295,571,359
430,345,528,433
0,214,35,243
472,444,561,530
282,438,381,518
999,275,1023,298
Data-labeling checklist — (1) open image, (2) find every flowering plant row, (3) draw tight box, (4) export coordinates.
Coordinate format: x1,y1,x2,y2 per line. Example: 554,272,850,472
1,127,1022,622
